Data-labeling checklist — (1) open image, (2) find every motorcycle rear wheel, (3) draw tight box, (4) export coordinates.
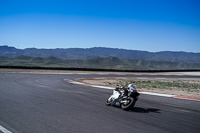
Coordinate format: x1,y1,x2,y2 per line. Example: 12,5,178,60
121,97,135,111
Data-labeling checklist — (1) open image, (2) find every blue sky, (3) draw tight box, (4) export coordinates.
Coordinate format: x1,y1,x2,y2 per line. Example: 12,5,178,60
0,0,200,52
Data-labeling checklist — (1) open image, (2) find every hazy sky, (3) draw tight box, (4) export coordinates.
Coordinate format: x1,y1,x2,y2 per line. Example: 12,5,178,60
0,0,200,52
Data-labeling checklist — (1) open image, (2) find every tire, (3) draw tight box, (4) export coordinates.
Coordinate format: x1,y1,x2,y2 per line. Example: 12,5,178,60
105,99,112,106
121,97,135,111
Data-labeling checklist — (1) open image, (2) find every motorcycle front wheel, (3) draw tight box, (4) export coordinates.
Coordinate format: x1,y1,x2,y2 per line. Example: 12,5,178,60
121,97,135,111
105,99,112,106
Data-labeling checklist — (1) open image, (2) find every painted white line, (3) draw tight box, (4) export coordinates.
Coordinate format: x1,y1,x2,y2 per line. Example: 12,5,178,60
148,74,155,75
155,78,166,79
137,77,147,79
139,92,175,97
115,74,126,75
70,81,85,85
94,77,106,79
92,85,114,90
36,72,78,75
97,73,109,75
0,125,12,133
115,77,128,79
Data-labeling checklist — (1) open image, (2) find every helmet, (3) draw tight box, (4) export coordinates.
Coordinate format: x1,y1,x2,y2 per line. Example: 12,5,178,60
128,84,134,88
128,84,137,92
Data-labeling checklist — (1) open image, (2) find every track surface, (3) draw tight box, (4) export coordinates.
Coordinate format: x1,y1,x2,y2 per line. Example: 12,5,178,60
0,73,200,133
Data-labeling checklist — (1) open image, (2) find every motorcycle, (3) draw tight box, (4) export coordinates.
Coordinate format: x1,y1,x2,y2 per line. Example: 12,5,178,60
106,87,140,111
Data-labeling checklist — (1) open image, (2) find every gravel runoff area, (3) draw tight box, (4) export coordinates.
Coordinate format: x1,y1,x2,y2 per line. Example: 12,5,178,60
1,68,200,98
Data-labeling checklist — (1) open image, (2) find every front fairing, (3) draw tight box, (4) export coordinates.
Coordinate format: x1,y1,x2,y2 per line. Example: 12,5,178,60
108,90,120,101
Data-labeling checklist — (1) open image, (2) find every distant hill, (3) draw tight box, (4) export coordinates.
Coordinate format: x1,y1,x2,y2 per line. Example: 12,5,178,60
0,45,200,63
1,56,200,70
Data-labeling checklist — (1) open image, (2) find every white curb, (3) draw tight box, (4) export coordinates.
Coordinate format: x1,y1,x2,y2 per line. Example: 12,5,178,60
65,79,200,101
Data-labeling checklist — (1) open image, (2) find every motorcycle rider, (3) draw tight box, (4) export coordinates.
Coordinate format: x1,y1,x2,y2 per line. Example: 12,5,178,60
115,84,137,97
128,84,137,92
123,84,137,96
106,83,140,110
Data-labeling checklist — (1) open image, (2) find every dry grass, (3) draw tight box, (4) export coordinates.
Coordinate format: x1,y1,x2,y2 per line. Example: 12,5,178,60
76,78,200,98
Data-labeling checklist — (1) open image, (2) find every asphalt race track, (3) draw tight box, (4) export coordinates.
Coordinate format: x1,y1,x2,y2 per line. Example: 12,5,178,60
0,72,200,133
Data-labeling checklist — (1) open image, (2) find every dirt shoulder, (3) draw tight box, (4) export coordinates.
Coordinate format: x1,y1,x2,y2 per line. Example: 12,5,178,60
75,78,200,98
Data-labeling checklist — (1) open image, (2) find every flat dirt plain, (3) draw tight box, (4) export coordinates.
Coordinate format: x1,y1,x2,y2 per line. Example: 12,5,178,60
1,68,200,98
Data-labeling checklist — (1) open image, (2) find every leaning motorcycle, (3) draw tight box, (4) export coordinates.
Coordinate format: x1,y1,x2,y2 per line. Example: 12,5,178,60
106,87,140,111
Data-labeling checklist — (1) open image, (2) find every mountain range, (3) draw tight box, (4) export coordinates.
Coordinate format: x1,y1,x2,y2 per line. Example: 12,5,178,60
0,45,200,63
1,56,200,70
